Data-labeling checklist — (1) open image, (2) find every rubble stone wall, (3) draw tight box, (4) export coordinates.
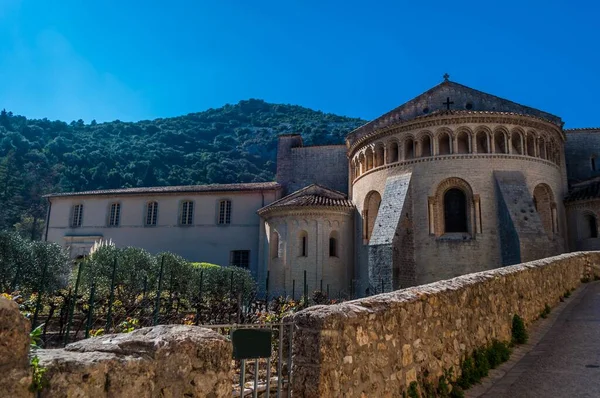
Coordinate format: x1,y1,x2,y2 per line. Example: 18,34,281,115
291,252,600,397
0,300,233,398
0,298,31,397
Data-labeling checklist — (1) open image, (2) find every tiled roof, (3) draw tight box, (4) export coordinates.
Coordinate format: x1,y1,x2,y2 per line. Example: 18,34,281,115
44,182,281,198
258,184,354,214
565,178,600,202
266,194,353,209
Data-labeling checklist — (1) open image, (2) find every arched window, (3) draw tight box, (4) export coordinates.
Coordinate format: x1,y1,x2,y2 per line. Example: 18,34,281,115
456,131,470,154
584,214,598,239
365,148,374,171
271,230,280,259
71,204,83,227
591,156,597,171
438,132,452,155
364,191,382,242
329,232,338,257
539,137,547,159
404,138,414,160
180,200,194,225
374,144,385,167
526,134,536,157
476,131,489,154
145,201,158,226
108,203,121,227
511,131,523,155
420,135,432,157
533,184,555,236
358,153,366,175
299,230,308,257
387,141,399,163
218,199,232,224
444,189,468,233
494,130,507,154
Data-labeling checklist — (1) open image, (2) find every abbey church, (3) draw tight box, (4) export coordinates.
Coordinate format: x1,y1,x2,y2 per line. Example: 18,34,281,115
44,77,600,297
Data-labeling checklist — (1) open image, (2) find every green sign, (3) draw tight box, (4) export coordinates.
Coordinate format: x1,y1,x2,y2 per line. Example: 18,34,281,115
232,329,272,360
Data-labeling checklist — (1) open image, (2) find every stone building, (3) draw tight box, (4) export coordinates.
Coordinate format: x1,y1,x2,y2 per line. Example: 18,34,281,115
44,77,600,297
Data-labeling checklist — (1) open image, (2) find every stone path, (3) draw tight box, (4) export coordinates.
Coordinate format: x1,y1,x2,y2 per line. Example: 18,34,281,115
467,281,600,398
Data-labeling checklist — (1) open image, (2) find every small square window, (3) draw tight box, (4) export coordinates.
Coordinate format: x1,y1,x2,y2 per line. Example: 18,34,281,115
230,250,250,268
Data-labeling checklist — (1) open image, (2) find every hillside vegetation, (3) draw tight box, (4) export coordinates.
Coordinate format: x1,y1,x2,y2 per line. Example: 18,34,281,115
0,99,365,238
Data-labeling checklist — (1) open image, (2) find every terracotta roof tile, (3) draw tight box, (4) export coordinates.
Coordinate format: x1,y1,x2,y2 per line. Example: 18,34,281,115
258,184,354,214
44,182,281,198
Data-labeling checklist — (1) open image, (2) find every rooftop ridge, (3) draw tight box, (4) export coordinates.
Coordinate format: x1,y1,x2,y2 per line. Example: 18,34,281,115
347,80,563,143
44,181,281,198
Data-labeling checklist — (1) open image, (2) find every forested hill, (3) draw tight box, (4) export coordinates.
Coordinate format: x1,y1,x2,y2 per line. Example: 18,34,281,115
0,99,366,238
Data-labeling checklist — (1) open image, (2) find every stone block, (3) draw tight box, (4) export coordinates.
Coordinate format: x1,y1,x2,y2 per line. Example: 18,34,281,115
37,325,232,398
0,297,31,398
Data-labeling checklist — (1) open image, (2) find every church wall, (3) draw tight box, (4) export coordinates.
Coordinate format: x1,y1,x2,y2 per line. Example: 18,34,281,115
566,200,600,251
263,211,353,299
46,190,280,277
276,136,348,195
565,129,600,183
352,154,566,286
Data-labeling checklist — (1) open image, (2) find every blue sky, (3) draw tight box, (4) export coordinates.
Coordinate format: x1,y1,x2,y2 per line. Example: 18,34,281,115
0,0,598,127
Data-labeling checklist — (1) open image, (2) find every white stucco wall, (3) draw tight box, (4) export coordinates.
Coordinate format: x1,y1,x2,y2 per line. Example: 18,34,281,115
46,189,280,276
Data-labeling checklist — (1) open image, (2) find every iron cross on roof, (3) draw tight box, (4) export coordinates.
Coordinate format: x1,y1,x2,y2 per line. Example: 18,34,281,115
442,97,454,110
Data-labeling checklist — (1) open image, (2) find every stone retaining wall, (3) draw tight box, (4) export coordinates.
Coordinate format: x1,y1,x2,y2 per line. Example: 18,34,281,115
291,252,600,397
37,325,232,398
0,297,233,398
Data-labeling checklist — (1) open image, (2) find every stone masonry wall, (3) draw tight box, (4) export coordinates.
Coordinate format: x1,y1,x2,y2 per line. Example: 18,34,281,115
0,302,233,398
0,298,31,397
565,129,600,183
37,325,232,398
276,138,348,195
291,252,600,397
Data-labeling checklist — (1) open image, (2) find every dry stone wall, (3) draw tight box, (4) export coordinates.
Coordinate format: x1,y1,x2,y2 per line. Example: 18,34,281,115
0,301,233,398
291,252,600,397
0,298,31,398
37,325,232,398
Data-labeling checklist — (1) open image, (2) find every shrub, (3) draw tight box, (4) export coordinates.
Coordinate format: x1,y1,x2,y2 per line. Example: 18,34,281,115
487,340,511,369
407,381,419,398
450,386,465,398
540,303,551,319
0,231,70,294
511,314,528,344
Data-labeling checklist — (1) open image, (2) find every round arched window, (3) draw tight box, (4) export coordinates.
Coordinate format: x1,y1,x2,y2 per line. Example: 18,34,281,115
444,189,468,233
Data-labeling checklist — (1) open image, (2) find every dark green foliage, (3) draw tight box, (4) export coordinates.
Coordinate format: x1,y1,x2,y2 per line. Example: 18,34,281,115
449,386,465,398
407,381,419,398
437,374,450,397
581,276,591,283
540,303,551,319
0,101,366,233
563,290,571,298
511,314,528,345
595,274,600,281
0,231,70,293
486,340,511,369
457,340,512,390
